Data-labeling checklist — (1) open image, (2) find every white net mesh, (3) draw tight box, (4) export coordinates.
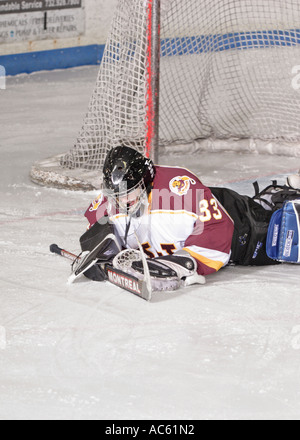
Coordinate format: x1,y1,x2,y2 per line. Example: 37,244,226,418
159,0,300,147
31,0,300,190
60,0,150,171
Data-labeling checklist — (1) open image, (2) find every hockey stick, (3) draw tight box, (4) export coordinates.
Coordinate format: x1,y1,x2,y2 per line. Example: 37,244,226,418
134,232,152,297
49,244,152,301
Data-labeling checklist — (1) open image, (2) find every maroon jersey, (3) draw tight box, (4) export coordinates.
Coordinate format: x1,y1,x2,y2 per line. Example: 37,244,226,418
85,165,234,276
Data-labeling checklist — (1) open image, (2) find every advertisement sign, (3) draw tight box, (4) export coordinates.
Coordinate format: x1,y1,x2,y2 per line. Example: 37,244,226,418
0,0,85,43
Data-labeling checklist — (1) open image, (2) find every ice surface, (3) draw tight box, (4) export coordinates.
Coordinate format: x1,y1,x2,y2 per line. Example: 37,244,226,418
1,67,300,420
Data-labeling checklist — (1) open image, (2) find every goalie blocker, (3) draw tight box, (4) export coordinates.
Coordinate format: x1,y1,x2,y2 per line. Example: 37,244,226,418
75,218,122,282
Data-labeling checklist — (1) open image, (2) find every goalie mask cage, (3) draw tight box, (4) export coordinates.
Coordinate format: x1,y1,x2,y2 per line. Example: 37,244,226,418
31,0,300,191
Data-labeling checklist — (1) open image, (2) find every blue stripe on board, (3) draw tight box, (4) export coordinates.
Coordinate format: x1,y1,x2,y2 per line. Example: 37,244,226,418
1,28,300,76
0,44,105,76
161,29,300,56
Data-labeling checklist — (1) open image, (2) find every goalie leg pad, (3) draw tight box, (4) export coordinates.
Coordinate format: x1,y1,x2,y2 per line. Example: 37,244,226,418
266,200,300,263
131,252,196,279
153,252,197,279
132,259,178,278
132,251,206,286
155,252,206,286
112,249,206,291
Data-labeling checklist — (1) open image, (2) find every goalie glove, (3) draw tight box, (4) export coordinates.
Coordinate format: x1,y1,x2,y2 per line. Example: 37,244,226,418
132,250,206,287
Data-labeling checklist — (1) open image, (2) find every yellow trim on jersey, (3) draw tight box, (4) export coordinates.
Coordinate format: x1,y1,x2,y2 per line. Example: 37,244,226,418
148,189,153,213
110,209,198,221
110,213,127,221
150,209,198,220
183,247,224,272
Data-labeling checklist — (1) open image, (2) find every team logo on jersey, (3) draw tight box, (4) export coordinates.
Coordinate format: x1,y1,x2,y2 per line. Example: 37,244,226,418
89,193,104,212
169,176,196,196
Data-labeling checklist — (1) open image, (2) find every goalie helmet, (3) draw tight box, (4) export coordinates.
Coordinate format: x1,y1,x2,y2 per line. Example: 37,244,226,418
102,146,156,216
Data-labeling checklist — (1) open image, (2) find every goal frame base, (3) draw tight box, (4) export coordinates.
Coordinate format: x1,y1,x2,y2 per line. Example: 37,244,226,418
30,138,300,191
30,154,101,191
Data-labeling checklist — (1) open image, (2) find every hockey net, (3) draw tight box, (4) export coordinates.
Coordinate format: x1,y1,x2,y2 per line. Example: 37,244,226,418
30,0,300,190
